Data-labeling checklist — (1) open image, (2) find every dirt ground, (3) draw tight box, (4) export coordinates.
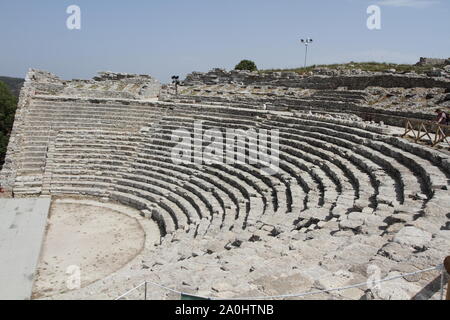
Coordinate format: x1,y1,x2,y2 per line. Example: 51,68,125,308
32,198,160,299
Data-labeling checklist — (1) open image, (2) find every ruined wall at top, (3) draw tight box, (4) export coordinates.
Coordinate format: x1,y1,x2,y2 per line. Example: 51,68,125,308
416,57,450,66
29,69,161,99
184,68,450,90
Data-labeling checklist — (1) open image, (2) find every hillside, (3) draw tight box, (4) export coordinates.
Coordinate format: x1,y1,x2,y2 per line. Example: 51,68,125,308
0,77,24,97
0,81,18,170
261,61,448,75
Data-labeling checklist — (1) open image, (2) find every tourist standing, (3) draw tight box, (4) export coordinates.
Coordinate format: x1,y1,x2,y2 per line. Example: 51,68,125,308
435,109,448,125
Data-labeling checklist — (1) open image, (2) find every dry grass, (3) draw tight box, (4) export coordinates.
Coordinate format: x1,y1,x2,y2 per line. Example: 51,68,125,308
261,62,444,75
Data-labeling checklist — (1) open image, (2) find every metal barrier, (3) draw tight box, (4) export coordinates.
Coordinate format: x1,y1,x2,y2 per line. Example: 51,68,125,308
115,281,147,301
115,260,450,300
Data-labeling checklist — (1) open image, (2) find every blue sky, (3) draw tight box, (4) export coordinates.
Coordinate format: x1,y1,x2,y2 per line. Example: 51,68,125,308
0,0,448,82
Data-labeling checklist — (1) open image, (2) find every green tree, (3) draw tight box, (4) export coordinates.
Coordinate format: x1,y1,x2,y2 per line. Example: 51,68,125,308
0,81,17,168
235,60,258,72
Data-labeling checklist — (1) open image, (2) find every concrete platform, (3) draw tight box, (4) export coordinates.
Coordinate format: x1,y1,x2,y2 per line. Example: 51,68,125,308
0,197,51,300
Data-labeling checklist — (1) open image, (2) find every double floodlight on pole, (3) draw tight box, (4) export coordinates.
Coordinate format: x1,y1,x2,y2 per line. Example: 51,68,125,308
300,38,313,68
171,75,180,96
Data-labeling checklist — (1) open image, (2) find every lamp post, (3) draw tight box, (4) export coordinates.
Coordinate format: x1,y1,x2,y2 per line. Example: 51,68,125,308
171,75,180,96
300,38,313,68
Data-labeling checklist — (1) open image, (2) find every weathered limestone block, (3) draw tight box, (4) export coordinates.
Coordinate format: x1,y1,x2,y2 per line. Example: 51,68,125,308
331,243,380,265
364,272,423,300
339,211,367,231
393,227,432,248
378,242,414,262
364,215,387,229
314,270,365,298
251,273,314,297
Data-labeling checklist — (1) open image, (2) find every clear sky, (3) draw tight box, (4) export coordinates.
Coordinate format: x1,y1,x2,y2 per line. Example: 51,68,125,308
0,0,449,83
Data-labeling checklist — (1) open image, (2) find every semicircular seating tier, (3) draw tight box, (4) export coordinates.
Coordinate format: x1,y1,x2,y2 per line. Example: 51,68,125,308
5,95,450,244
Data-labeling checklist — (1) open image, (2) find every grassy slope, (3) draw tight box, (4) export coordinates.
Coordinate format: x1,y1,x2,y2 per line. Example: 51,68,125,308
0,76,24,97
261,61,445,75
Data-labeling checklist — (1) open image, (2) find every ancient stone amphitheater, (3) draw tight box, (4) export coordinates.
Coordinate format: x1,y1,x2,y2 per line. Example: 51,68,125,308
1,66,450,300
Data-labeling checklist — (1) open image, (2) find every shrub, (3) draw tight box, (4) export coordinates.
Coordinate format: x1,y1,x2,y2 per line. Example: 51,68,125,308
235,60,258,72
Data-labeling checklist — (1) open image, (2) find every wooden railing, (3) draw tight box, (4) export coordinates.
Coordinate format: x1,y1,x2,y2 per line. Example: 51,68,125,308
402,119,450,147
